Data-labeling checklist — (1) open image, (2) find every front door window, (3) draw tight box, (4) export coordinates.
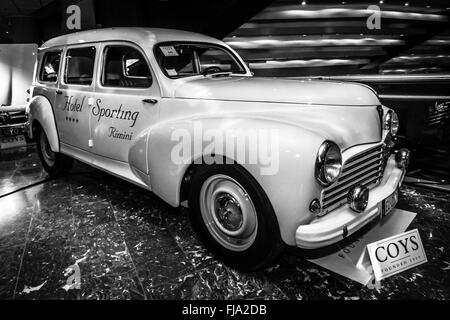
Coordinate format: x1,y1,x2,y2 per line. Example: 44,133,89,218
91,43,159,162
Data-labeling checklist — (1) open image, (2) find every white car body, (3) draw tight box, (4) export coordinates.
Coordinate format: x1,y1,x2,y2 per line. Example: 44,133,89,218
26,28,407,249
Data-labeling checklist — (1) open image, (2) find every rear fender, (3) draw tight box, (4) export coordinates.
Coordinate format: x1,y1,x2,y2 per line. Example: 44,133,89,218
26,95,59,152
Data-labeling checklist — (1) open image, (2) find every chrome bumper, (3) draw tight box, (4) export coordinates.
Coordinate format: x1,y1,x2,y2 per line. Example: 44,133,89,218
295,154,407,249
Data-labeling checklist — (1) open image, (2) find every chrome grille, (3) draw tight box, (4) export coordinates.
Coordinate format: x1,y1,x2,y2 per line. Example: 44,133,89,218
320,144,385,215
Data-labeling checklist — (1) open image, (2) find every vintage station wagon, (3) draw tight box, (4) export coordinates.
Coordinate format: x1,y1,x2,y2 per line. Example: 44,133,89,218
26,28,409,270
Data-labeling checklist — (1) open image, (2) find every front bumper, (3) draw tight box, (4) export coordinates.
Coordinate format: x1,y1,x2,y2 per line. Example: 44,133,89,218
295,155,407,249
0,106,28,137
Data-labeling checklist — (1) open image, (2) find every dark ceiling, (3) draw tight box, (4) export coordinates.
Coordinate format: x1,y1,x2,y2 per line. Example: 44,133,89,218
225,0,450,76
1,0,449,77
0,0,55,17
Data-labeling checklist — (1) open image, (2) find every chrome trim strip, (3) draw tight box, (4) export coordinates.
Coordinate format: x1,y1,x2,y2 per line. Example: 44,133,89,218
325,163,382,199
291,74,450,83
322,175,381,212
320,143,384,215
323,170,382,205
380,94,450,101
0,124,27,129
342,153,382,176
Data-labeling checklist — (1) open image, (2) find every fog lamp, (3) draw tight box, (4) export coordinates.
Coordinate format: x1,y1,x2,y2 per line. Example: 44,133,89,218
395,148,410,169
309,198,321,215
347,185,369,213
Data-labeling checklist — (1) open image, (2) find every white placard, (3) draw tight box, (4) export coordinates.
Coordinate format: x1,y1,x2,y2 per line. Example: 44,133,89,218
307,209,416,285
159,46,179,57
367,229,427,281
0,134,26,149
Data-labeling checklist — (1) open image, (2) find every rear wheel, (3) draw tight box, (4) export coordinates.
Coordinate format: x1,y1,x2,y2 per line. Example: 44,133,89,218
188,164,285,271
36,125,73,177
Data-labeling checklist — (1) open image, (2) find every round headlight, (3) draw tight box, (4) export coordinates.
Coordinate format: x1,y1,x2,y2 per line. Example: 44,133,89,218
384,110,399,136
315,141,342,186
390,111,399,136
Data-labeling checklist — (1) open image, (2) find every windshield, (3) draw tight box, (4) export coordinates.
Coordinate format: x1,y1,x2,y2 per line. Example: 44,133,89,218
155,42,246,78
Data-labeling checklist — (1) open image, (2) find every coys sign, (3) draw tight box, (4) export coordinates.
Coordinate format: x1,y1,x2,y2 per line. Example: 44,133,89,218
367,229,427,281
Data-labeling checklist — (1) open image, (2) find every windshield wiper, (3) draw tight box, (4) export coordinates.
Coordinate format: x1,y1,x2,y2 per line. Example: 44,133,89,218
203,71,232,77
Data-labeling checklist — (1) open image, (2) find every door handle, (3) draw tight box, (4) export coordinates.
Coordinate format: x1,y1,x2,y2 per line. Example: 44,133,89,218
56,90,63,95
142,98,158,104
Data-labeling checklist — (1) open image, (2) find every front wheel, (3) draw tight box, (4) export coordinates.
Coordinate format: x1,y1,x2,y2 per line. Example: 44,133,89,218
36,125,73,177
188,164,285,271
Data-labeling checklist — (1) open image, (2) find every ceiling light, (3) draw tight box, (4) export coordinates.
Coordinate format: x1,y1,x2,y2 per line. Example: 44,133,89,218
225,37,405,49
255,8,447,23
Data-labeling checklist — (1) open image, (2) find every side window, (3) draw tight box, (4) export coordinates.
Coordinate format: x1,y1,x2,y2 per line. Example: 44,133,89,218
64,46,96,85
39,51,61,83
102,46,152,88
198,48,242,73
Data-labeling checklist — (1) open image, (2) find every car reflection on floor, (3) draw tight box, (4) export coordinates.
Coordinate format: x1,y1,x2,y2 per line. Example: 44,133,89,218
0,145,449,299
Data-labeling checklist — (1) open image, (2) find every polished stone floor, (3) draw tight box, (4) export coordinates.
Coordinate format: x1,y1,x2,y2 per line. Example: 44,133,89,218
0,145,449,300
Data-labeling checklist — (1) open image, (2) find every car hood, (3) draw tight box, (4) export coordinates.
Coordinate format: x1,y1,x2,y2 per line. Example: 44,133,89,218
174,76,380,106
232,106,382,150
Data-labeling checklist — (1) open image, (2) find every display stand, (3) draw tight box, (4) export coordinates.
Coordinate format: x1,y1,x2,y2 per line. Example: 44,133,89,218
307,209,417,285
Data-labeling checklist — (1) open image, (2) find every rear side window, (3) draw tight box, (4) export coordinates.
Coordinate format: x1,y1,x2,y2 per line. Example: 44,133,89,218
102,46,152,88
39,51,61,82
64,46,96,85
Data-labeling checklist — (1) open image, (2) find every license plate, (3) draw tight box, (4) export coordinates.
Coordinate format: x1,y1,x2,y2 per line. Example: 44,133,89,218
381,190,398,218
1,127,25,136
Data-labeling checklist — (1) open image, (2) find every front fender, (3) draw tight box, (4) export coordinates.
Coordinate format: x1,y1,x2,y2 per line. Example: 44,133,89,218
26,95,59,152
139,116,325,245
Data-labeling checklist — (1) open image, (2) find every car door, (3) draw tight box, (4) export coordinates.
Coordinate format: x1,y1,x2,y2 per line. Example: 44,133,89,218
54,44,98,151
91,42,160,162
34,48,63,130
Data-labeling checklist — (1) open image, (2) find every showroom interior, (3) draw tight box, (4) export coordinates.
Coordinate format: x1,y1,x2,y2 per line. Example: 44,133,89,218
0,0,449,300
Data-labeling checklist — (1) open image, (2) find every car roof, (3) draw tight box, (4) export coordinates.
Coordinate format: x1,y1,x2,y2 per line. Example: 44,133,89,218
40,27,223,49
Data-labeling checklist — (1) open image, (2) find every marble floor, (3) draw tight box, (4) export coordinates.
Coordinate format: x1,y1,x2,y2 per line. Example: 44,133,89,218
0,145,449,300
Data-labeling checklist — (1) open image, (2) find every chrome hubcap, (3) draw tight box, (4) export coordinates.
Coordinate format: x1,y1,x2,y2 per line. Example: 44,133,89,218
214,194,243,232
40,131,55,167
200,174,257,251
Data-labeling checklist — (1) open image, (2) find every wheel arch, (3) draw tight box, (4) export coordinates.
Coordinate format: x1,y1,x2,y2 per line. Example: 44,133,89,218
27,95,60,152
179,155,240,205
146,116,325,245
